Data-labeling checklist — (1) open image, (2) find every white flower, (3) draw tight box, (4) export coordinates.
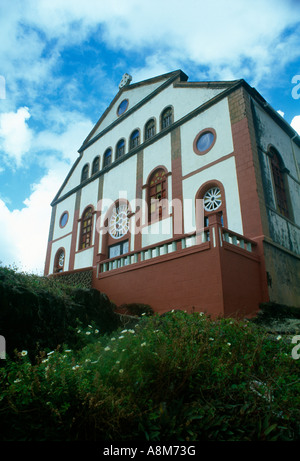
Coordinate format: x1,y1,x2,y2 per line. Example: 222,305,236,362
116,360,120,364
65,350,72,353
21,350,28,356
227,342,231,346
95,329,99,334
276,335,282,340
88,325,92,329
72,365,80,370
86,331,91,335
119,335,124,339
128,329,135,334
121,329,128,333
47,351,54,356
111,337,116,341
42,359,49,363
141,342,147,347
104,346,110,351
209,338,214,341
14,379,21,383
119,369,124,374
141,313,146,316
77,329,81,333
199,312,204,316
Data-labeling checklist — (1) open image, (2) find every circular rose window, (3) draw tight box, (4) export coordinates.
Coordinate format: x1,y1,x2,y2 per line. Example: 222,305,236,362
117,99,129,116
193,128,216,155
109,205,129,239
203,187,222,211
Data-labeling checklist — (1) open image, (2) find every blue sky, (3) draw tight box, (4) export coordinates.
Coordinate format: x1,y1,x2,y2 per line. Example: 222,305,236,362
0,0,299,274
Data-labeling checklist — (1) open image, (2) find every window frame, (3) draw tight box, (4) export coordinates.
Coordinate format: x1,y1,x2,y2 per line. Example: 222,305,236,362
92,156,100,175
108,239,129,259
117,99,129,117
79,206,94,250
161,106,173,130
116,139,126,160
147,167,168,223
103,148,112,168
54,248,65,273
193,128,216,155
81,164,89,182
269,147,291,219
196,181,227,229
129,129,140,150
59,211,69,229
144,118,156,141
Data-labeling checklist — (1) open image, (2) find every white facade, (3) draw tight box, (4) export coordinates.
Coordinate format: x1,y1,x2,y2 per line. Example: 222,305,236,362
45,70,300,311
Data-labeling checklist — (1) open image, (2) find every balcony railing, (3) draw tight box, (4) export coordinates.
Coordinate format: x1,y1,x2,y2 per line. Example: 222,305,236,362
97,220,257,276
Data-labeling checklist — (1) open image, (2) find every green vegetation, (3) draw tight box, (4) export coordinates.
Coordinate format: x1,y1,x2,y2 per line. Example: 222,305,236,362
0,266,299,441
0,265,120,361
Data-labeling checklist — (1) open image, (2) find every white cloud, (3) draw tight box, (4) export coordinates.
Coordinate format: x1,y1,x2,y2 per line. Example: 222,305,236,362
0,107,93,274
33,110,94,163
0,107,33,167
291,115,300,135
1,0,300,96
0,164,68,274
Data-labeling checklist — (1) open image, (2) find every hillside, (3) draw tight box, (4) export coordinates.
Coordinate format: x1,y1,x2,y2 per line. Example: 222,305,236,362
0,266,299,441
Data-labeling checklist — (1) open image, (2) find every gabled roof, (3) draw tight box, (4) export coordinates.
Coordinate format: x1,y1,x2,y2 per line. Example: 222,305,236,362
78,69,188,152
50,71,300,207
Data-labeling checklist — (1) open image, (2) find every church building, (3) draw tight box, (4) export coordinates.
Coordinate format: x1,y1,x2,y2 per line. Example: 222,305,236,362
44,70,300,317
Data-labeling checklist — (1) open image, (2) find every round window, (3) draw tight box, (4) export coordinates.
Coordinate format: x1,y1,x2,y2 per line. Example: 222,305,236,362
193,128,216,155
60,212,68,228
117,99,129,116
203,187,222,211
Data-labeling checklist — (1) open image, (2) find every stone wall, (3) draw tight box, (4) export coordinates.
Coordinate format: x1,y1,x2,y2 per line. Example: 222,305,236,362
51,268,93,289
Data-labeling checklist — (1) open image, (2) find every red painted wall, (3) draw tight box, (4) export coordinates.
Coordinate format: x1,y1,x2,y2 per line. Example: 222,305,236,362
93,237,264,318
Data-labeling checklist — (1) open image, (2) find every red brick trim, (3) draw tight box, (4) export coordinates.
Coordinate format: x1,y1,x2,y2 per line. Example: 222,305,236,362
182,153,234,180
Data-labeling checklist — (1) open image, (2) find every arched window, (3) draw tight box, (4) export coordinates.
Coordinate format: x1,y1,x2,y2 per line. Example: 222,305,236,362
54,248,65,273
103,148,112,168
148,168,167,222
92,156,100,175
79,207,93,250
196,181,227,228
145,119,156,141
161,107,173,130
101,201,131,261
130,129,140,150
269,148,290,218
116,139,125,159
81,164,89,182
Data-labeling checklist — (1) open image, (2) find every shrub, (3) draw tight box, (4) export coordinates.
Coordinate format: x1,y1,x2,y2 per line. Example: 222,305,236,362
0,311,299,441
0,266,120,361
116,303,154,317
